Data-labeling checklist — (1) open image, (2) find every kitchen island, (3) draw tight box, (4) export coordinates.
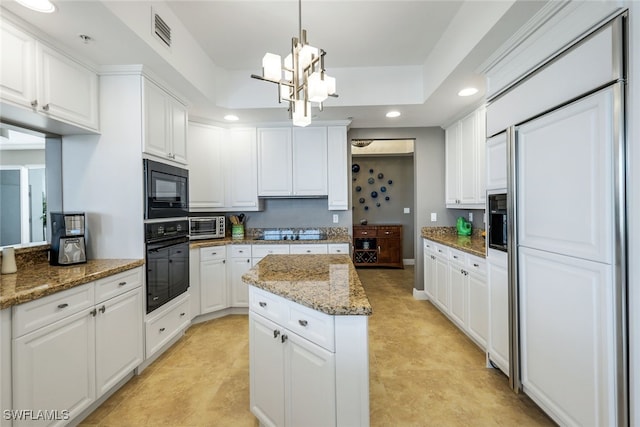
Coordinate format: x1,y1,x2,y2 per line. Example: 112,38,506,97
242,254,371,427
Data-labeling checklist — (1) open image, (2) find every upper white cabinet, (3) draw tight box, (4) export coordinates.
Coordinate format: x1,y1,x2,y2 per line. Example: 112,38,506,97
257,126,328,197
0,19,99,132
188,124,261,211
327,126,349,210
485,132,507,191
143,77,188,165
445,106,486,208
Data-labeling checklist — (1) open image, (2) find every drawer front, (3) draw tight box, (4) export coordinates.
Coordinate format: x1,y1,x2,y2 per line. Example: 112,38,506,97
327,243,350,255
449,248,466,265
467,255,487,275
249,286,285,324
289,244,328,255
251,244,290,259
423,239,436,253
13,283,95,337
353,227,377,238
145,294,190,358
230,245,252,258
285,300,335,352
433,244,447,258
378,226,401,238
200,246,226,261
95,267,142,303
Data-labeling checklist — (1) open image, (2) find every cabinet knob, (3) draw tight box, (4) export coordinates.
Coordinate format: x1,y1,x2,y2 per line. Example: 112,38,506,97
118,281,127,286
259,301,267,308
30,100,38,108
273,330,280,339
281,334,288,343
57,303,69,309
298,319,308,327
159,327,166,332
90,308,97,317
223,260,226,264
336,250,342,253
247,259,250,263
306,250,311,253
473,263,479,267
42,104,50,111
453,255,458,259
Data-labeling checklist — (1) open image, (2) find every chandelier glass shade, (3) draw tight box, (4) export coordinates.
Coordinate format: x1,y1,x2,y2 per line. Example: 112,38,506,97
251,0,337,127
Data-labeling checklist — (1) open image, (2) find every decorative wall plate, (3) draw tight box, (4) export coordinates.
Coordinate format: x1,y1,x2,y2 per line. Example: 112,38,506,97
359,197,365,203
385,196,390,201
352,164,360,173
387,179,393,185
356,186,362,192
380,186,387,192
371,191,378,198
364,206,369,211
369,168,374,174
377,173,384,179
367,177,375,184
376,202,381,207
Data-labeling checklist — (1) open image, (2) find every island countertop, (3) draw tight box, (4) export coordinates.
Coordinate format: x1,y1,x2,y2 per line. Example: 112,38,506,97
0,259,145,309
242,254,372,316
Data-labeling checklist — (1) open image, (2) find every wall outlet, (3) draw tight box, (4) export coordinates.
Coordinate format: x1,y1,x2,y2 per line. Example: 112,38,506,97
468,212,473,222
404,207,410,214
332,214,339,223
431,212,437,222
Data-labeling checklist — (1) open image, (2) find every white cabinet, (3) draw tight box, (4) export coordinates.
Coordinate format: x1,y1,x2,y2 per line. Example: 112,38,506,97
257,127,328,197
0,19,99,131
328,243,350,255
433,247,449,313
200,247,228,314
252,244,290,266
228,245,252,307
145,293,190,358
12,268,143,425
466,256,488,349
143,78,188,164
445,106,486,208
327,126,349,210
0,309,10,427
487,249,509,374
423,240,437,300
188,125,261,212
289,244,328,255
448,249,467,329
485,132,507,191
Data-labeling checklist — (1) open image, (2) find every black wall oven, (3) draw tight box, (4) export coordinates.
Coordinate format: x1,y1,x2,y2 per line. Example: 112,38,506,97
488,193,508,252
145,219,189,313
144,159,189,219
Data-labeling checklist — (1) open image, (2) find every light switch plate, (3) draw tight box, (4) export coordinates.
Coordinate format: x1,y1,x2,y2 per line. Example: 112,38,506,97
403,207,410,214
431,213,437,222
332,214,339,223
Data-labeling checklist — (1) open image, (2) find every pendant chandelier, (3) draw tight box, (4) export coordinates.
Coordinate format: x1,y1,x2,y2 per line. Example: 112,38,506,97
251,0,337,127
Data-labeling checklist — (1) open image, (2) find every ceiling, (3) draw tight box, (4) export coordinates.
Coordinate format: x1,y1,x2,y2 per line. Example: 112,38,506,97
1,0,550,128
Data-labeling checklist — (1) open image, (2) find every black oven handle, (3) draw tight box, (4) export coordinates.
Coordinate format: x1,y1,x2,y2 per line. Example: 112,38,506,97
147,236,189,252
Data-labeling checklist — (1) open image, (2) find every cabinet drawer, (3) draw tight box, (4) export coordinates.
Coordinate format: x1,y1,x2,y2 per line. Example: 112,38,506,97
230,245,252,258
95,267,142,303
200,246,226,261
378,226,401,238
252,244,290,258
433,244,447,258
353,227,377,238
289,244,328,255
449,248,466,265
145,294,190,358
285,300,335,352
328,243,350,254
13,283,95,337
467,255,487,275
249,286,285,324
423,239,436,253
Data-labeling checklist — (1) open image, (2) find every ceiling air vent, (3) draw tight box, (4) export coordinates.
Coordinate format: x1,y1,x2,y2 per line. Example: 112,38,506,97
153,12,171,48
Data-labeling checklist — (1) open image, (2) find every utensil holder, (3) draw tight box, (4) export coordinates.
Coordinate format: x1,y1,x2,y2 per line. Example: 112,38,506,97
232,224,245,240
1,247,17,274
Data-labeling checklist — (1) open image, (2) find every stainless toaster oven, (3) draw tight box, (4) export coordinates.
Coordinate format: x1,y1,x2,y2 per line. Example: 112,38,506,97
189,216,226,239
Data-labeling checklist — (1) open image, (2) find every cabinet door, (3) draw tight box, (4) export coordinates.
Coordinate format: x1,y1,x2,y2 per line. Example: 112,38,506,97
467,271,488,349
38,44,99,130
444,122,461,205
377,237,401,266
200,258,228,313
13,309,96,425
286,331,336,427
486,132,507,191
434,255,449,312
143,79,169,159
327,126,348,210
458,112,477,204
95,287,143,396
487,260,509,374
228,128,260,209
423,252,436,300
258,128,292,196
448,263,467,329
0,20,35,107
230,257,252,307
169,97,188,164
249,312,285,427
188,123,226,210
474,106,486,202
292,127,327,196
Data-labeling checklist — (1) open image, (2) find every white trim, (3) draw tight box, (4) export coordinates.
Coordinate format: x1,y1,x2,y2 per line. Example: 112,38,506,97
403,258,415,266
412,289,428,300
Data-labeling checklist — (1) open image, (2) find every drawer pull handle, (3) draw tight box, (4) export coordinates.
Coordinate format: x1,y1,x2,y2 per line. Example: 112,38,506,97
159,327,166,332
90,308,97,317
212,252,217,256
57,303,69,309
259,301,267,308
273,330,280,339
473,263,479,267
239,250,244,253
180,312,186,317
281,334,288,343
153,296,159,301
298,320,308,327
362,231,368,235
99,305,106,314
268,250,273,254
336,250,341,253
42,104,50,111
31,100,38,107
385,231,390,235
247,259,250,263
118,281,127,286
306,250,311,253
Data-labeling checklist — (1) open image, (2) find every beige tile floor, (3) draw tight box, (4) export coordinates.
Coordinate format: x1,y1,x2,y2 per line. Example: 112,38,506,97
80,265,555,427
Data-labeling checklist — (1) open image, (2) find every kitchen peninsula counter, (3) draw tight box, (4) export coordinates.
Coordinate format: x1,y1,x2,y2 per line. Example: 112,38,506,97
0,259,144,309
421,226,486,258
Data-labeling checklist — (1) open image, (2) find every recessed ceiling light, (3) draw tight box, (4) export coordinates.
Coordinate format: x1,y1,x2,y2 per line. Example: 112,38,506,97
458,87,478,97
224,114,239,121
15,0,56,13
386,111,401,118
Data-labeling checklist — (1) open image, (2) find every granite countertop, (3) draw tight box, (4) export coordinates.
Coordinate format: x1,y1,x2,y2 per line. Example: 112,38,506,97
421,227,486,258
242,254,372,316
0,259,144,309
190,236,351,249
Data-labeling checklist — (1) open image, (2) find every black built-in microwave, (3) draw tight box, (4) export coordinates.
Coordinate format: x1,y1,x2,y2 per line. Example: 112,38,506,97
143,159,189,219
488,193,507,252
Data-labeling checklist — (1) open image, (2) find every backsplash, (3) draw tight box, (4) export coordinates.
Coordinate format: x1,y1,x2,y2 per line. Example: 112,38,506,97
245,227,350,240
0,244,49,270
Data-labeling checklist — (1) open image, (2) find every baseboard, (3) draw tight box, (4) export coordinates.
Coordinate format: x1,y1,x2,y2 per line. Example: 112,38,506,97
403,258,415,265
192,307,248,324
412,289,428,300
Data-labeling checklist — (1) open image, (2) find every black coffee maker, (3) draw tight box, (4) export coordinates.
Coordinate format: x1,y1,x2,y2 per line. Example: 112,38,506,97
50,212,87,266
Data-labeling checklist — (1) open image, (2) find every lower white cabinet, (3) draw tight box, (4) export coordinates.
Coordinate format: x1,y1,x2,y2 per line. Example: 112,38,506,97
466,257,488,349
289,244,328,255
327,243,350,255
228,245,252,307
448,250,467,329
145,293,190,359
487,248,509,374
12,268,143,426
200,247,228,314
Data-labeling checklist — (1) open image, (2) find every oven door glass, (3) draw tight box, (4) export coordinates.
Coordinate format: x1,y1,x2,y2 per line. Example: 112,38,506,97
146,246,170,313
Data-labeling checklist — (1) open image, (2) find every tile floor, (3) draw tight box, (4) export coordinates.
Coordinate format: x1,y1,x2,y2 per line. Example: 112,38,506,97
80,265,555,426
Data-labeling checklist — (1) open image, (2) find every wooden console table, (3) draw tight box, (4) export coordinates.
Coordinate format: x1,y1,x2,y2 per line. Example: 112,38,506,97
352,225,403,268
